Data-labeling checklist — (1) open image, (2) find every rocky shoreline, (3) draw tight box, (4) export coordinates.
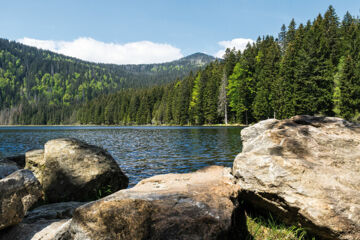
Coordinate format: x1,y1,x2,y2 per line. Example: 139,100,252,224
0,115,359,239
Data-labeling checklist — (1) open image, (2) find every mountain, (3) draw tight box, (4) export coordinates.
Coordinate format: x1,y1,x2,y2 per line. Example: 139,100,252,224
0,38,215,124
77,6,360,127
106,52,216,85
170,52,217,66
118,52,215,73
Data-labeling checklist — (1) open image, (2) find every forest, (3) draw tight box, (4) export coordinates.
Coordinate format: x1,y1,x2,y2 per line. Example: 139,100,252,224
78,6,360,125
0,38,213,124
2,6,360,125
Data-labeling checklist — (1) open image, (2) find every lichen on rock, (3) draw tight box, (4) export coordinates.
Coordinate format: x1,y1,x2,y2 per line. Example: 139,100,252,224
63,166,246,240
233,115,360,240
25,138,129,203
0,169,43,230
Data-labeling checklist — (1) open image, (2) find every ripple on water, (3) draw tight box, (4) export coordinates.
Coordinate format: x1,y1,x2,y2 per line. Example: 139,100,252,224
0,126,243,186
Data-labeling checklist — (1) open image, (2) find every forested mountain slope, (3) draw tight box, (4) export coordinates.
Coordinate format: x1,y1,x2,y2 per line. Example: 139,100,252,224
0,39,214,124
2,6,359,126
78,6,360,126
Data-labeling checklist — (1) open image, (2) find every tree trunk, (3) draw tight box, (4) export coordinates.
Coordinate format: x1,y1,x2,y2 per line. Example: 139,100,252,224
245,111,248,125
224,103,228,125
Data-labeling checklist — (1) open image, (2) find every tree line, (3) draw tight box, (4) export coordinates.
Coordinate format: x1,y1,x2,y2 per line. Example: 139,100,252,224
0,38,212,124
78,6,360,125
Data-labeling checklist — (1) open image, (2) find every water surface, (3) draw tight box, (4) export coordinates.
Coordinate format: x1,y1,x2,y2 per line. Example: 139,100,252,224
0,126,243,186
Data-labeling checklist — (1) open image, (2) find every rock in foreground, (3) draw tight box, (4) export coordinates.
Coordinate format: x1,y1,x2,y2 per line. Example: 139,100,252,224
233,115,360,240
0,170,43,230
25,138,129,203
63,166,245,240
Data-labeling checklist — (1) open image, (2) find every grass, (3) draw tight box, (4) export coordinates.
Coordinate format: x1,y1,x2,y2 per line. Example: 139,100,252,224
246,214,315,240
96,184,114,199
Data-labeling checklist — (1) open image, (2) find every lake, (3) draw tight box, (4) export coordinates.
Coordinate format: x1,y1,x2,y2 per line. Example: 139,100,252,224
0,126,243,186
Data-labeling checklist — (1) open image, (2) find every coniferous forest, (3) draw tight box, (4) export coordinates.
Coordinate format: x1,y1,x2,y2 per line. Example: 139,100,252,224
0,39,213,124
78,6,360,125
2,6,360,125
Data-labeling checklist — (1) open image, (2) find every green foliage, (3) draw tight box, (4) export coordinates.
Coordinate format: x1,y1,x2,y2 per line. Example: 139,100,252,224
339,55,360,119
333,56,345,115
252,36,281,120
2,6,360,125
0,40,213,124
74,6,360,126
78,61,224,125
227,61,254,124
96,184,114,199
247,214,313,240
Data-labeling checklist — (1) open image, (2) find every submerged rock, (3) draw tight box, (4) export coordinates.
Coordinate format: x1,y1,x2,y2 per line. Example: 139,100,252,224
3,155,26,168
0,159,19,179
63,166,246,240
25,138,129,203
233,115,360,240
0,154,26,179
0,169,43,230
0,201,85,240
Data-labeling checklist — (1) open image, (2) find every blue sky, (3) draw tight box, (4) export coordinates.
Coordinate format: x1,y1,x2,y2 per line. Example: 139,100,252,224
1,0,360,64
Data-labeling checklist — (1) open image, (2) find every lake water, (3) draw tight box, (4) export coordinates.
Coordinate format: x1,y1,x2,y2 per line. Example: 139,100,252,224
0,126,243,186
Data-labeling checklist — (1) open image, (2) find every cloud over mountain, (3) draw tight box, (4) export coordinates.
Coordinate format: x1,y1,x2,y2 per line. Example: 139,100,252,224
17,37,184,64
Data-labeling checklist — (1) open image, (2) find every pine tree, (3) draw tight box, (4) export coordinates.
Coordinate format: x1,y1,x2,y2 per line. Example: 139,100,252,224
339,55,360,119
286,19,297,45
274,22,301,119
189,72,205,124
227,60,255,124
223,48,237,76
322,5,340,68
339,16,360,120
203,63,221,124
252,36,281,120
278,24,287,54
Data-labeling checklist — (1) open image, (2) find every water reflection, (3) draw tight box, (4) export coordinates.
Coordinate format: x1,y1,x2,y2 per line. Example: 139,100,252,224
0,126,243,186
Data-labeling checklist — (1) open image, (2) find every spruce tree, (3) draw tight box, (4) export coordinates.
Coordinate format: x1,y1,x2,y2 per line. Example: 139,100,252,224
278,24,287,54
339,55,360,119
252,36,281,120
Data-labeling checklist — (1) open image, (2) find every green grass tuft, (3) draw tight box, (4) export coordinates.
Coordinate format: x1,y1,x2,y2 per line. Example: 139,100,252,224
246,214,315,240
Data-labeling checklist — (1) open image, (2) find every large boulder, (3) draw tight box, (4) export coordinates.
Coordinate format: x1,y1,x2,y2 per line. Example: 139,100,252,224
232,115,360,240
0,169,43,230
62,166,246,240
0,201,84,240
25,138,129,202
0,159,19,179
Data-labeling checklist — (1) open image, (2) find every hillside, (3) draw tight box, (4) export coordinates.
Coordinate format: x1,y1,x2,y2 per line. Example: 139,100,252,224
0,39,214,124
77,6,360,126
2,6,359,126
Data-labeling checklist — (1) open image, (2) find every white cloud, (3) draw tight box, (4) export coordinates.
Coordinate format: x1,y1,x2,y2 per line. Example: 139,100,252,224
17,37,184,64
215,38,255,58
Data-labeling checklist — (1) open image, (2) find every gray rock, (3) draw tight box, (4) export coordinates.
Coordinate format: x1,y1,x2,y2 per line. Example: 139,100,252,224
23,201,85,223
233,115,360,240
63,166,246,240
0,219,71,240
0,159,19,179
0,202,85,240
0,169,43,230
25,138,128,203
